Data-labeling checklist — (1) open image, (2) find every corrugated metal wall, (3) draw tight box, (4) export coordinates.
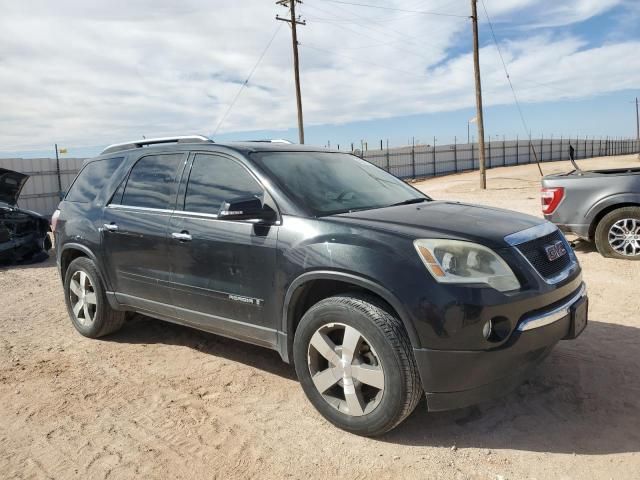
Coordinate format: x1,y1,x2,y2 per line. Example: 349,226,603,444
0,157,85,217
2,137,639,217
363,137,640,180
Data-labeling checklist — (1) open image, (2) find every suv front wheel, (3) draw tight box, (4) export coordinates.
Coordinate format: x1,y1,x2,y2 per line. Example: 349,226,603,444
63,257,125,337
293,294,422,436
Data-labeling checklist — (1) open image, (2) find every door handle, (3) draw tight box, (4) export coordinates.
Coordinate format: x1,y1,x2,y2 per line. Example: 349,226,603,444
103,223,119,232
171,231,192,242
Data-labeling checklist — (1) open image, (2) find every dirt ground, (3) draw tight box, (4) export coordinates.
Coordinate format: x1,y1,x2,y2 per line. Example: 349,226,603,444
1,154,639,480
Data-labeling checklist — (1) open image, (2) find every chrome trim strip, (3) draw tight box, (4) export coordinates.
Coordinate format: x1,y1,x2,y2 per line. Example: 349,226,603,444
174,210,219,219
504,222,558,246
106,204,174,214
517,283,587,332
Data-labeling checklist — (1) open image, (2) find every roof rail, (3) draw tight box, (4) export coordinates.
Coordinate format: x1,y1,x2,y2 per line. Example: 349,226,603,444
101,135,213,155
242,139,293,144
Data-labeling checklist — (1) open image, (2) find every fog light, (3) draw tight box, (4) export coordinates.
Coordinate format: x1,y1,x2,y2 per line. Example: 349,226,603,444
484,316,512,342
482,320,493,339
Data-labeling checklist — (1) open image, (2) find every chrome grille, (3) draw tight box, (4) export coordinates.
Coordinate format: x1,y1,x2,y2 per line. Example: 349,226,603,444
515,230,572,279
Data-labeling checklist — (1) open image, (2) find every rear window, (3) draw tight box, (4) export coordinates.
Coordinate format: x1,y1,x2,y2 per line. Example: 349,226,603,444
65,157,123,203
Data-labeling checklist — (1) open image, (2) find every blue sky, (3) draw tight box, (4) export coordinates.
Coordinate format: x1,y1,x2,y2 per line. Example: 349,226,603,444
1,0,639,158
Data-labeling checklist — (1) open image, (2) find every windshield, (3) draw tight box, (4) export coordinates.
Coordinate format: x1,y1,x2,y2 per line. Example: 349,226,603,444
251,151,427,216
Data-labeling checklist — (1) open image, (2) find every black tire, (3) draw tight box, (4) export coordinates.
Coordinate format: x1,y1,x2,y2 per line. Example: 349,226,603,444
594,206,640,260
43,232,52,252
63,257,125,338
293,294,422,436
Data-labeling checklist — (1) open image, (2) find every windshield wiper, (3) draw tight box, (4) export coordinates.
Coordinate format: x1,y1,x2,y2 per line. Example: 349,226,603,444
387,197,429,207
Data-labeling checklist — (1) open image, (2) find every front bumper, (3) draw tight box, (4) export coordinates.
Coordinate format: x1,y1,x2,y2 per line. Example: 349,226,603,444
415,283,588,411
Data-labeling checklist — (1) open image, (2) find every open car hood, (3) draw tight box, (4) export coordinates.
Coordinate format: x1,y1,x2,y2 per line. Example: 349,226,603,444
0,168,29,206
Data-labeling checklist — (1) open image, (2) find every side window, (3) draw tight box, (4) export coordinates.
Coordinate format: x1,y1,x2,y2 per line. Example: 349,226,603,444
65,157,123,203
121,154,183,209
184,154,263,215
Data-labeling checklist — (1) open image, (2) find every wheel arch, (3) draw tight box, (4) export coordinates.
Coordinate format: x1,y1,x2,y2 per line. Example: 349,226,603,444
587,197,640,240
60,243,103,283
280,270,420,363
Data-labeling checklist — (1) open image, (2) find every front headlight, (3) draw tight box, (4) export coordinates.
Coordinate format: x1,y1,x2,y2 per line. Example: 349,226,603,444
414,239,521,292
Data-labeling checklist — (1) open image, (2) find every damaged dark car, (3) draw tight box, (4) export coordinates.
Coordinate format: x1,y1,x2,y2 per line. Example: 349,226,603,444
0,168,52,264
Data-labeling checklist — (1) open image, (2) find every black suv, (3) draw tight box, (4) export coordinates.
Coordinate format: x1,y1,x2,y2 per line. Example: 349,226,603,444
54,136,588,436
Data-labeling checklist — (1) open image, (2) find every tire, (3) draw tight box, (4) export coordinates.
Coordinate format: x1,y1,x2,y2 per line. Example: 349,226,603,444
63,257,125,338
293,294,422,437
594,206,640,260
43,232,52,252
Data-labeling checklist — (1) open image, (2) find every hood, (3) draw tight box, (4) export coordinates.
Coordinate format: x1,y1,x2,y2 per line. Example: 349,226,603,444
331,200,545,248
0,168,29,206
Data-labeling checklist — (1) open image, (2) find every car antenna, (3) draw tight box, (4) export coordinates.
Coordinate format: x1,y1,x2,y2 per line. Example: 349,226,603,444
568,144,583,175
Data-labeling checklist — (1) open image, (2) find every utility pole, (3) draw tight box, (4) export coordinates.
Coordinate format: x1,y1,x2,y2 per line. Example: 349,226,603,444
470,0,487,189
636,97,640,160
276,0,305,144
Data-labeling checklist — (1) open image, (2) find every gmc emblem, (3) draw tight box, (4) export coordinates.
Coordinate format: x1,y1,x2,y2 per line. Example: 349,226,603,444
544,241,567,261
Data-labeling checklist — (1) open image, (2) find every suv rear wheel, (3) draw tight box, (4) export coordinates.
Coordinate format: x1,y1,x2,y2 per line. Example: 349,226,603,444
64,257,125,337
293,294,422,436
594,206,640,260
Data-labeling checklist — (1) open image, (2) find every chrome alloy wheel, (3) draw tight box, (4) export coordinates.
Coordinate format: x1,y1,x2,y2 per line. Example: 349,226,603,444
608,218,640,257
307,323,385,417
69,270,97,326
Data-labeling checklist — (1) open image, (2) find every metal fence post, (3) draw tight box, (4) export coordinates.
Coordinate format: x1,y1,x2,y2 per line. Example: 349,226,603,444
584,136,587,158
516,135,519,165
385,140,390,172
54,143,62,199
411,142,416,179
502,137,506,166
471,140,475,169
432,136,436,177
528,135,532,163
540,134,544,162
454,136,458,172
488,139,491,169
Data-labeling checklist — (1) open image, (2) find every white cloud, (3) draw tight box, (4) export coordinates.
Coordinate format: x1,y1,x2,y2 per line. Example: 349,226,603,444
0,0,637,151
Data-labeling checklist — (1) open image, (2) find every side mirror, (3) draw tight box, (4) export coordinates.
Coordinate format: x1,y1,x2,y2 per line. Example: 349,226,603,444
218,196,277,222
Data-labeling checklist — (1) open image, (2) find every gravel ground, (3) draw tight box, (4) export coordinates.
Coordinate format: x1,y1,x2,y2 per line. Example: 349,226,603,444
1,154,639,479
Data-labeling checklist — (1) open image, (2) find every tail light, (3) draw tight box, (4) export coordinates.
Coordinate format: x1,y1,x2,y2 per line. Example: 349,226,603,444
541,187,564,214
51,209,61,232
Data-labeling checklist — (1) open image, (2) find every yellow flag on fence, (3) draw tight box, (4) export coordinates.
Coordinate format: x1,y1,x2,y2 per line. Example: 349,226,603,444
58,148,67,154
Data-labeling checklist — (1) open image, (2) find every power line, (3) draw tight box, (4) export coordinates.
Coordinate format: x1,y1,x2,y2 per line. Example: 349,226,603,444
479,0,543,175
305,1,467,63
479,0,527,134
303,43,418,76
213,24,283,136
320,0,470,18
